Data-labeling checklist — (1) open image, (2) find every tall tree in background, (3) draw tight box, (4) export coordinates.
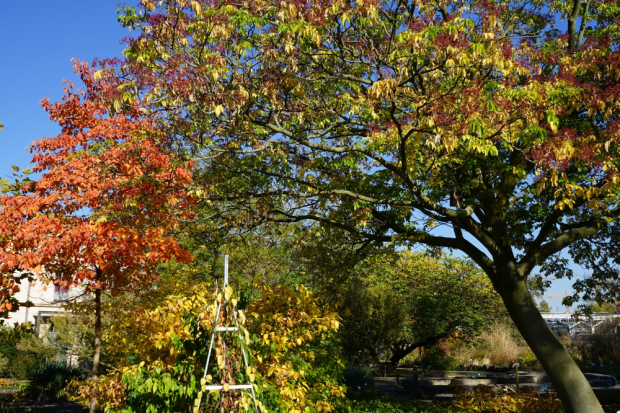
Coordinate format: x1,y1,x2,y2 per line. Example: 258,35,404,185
90,0,620,410
0,61,192,412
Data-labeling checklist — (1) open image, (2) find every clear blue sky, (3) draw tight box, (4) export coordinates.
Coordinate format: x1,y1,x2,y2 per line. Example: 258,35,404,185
0,1,582,309
0,0,128,177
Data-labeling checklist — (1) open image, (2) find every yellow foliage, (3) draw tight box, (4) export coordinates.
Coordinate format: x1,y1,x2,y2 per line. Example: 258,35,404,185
453,386,564,413
72,283,345,412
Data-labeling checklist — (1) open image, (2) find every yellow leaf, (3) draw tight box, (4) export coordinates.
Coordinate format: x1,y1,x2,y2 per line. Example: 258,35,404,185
191,0,202,14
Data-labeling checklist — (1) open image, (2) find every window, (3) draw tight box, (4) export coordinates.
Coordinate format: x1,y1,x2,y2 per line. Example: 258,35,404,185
54,285,69,302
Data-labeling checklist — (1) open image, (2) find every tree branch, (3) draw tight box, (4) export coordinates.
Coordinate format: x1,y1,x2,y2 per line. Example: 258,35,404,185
419,233,496,275
577,0,592,48
568,0,583,52
518,208,620,275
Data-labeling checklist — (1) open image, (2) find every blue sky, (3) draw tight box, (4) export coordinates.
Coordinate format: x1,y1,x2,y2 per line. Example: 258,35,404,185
0,1,582,309
0,0,128,177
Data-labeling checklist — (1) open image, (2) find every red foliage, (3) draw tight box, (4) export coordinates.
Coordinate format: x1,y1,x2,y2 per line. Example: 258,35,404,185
0,60,193,312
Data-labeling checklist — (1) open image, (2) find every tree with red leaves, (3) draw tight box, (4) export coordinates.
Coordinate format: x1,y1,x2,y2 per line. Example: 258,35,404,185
0,60,193,412
93,0,620,411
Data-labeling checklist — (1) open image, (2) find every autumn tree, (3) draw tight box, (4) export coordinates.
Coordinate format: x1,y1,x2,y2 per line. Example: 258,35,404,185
88,0,620,410
0,61,192,411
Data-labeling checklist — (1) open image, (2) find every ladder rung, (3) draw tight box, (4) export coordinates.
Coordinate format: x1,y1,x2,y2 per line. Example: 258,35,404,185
204,384,253,391
214,327,238,332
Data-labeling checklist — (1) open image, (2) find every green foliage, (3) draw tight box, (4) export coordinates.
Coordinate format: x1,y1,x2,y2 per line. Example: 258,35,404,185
119,365,199,413
21,363,82,400
342,366,375,398
340,280,406,364
46,314,97,371
340,251,506,365
419,347,459,372
341,398,461,413
0,324,52,378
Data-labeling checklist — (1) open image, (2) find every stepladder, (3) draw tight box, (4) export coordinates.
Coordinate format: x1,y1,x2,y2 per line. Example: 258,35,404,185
193,255,259,413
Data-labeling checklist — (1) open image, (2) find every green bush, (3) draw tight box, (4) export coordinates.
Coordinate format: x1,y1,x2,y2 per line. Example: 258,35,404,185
343,365,375,397
21,363,82,400
419,346,459,372
342,398,461,412
0,324,52,378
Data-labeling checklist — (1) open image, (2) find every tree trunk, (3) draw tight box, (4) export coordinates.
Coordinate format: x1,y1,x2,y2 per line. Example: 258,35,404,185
90,287,101,413
495,267,603,413
389,333,450,366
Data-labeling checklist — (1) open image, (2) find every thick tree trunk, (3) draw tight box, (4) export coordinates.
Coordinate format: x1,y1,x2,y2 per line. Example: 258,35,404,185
495,267,603,413
90,287,101,413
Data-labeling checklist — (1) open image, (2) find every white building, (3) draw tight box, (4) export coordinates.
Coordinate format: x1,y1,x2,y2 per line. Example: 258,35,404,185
7,278,74,335
541,312,620,338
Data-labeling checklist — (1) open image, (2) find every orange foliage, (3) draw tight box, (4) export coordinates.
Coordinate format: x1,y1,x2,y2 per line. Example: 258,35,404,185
0,59,193,306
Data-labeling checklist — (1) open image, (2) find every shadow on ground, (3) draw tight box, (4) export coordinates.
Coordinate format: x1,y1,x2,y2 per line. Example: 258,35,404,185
1,401,86,412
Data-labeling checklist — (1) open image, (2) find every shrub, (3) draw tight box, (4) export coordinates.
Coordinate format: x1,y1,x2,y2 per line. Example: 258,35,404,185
453,386,564,413
419,346,459,371
0,324,53,378
574,320,620,368
343,365,375,397
341,398,461,412
73,283,345,413
21,363,82,400
446,321,538,368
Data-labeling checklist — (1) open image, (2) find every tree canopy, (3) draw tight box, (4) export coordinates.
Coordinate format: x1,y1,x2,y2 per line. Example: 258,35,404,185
0,61,194,412
2,0,619,409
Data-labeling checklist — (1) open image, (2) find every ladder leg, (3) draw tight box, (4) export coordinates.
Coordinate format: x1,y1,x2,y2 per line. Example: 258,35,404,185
195,302,222,412
234,312,259,413
203,302,222,380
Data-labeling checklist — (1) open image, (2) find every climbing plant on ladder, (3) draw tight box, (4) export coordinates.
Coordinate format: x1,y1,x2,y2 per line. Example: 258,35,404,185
193,256,259,412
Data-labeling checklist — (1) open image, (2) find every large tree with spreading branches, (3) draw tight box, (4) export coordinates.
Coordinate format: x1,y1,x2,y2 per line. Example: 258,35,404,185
85,0,620,410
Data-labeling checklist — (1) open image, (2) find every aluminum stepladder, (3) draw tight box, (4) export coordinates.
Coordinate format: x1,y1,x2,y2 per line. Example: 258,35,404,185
194,255,259,413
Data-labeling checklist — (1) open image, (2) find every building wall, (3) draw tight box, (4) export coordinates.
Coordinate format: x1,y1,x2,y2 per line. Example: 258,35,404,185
6,278,77,335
